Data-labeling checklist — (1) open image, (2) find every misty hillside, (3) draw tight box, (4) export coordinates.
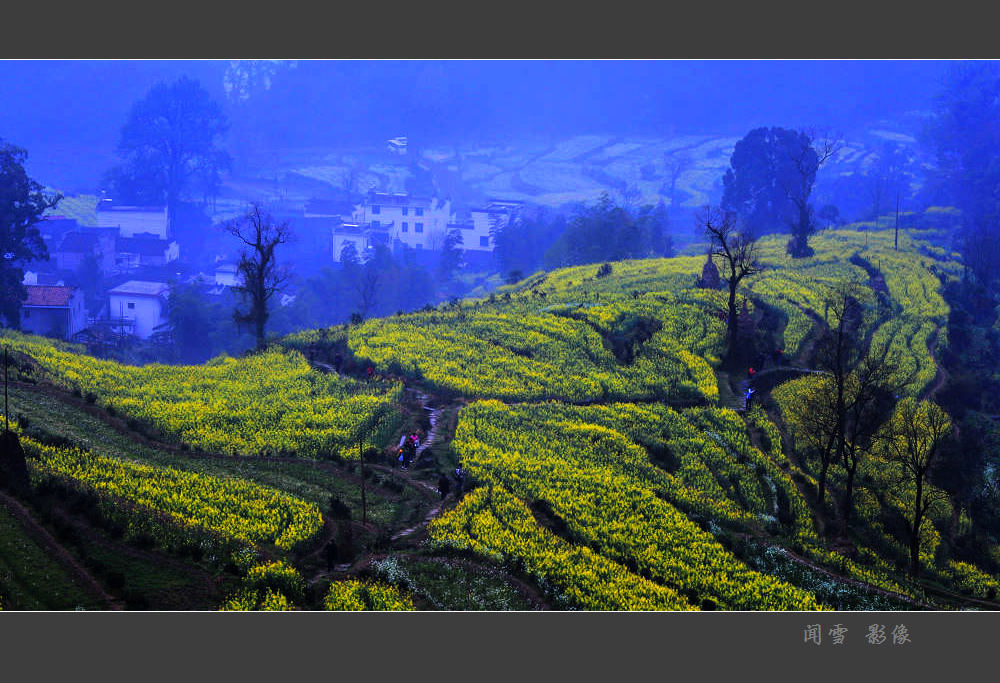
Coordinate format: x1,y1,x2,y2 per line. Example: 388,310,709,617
2,60,1000,613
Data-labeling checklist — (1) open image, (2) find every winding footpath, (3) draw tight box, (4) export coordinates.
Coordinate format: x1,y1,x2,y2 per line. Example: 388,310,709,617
391,392,447,541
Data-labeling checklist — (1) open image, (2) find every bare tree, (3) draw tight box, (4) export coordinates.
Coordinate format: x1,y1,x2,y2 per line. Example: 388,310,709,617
811,279,871,510
617,182,642,211
700,206,761,358
836,341,906,538
663,151,691,216
784,129,841,257
884,398,952,577
782,373,840,514
353,262,381,319
226,203,292,350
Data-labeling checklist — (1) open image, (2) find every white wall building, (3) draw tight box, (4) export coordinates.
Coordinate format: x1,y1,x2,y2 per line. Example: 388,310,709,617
107,280,170,339
96,199,170,239
467,199,524,251
358,191,453,252
329,192,523,262
387,137,408,155
214,263,242,287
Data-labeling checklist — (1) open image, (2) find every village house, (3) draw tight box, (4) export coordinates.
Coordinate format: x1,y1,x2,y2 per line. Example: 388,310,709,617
96,199,170,240
36,215,79,251
54,231,102,271
213,262,241,287
116,235,180,271
20,285,87,340
53,228,118,273
326,191,524,264
386,136,408,155
468,199,524,250
359,191,454,253
107,280,170,340
330,223,368,262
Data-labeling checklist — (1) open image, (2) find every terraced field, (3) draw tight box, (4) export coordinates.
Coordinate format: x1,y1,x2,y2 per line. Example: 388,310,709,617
6,226,995,611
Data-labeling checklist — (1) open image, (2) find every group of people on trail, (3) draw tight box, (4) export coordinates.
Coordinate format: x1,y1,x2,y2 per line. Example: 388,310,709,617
397,431,421,470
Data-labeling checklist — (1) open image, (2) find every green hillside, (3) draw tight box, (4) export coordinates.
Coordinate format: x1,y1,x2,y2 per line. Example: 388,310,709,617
3,227,998,611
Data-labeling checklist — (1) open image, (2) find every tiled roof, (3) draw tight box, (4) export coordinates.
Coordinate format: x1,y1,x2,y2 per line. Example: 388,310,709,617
117,236,170,257
367,192,431,208
24,285,76,308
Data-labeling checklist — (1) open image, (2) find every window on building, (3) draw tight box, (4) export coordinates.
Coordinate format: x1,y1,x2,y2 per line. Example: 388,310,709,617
401,222,408,232
127,302,135,310
480,236,490,247
402,206,408,216
372,220,380,228
415,207,424,216
23,309,30,318
416,244,423,250
371,205,381,214
415,223,424,233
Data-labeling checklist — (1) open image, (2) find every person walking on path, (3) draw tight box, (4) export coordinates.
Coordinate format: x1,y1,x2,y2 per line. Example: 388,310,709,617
745,386,756,411
437,473,451,500
402,433,417,469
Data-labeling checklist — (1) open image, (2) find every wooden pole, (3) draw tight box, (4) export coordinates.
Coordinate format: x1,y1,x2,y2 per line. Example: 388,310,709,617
4,345,8,434
360,434,366,525
894,191,900,251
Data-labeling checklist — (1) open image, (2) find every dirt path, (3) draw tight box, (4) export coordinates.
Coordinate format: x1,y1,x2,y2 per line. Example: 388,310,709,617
0,490,121,610
752,535,933,609
922,328,949,400
388,392,449,542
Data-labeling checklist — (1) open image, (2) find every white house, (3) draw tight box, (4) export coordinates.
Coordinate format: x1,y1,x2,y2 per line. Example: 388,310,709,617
328,192,523,262
358,191,453,252
387,136,408,155
214,263,242,287
20,285,87,340
107,280,170,339
116,235,180,271
468,199,524,251
96,199,170,239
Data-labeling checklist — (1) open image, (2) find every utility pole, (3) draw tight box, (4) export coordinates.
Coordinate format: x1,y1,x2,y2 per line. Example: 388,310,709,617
894,191,901,251
4,345,8,434
359,433,366,526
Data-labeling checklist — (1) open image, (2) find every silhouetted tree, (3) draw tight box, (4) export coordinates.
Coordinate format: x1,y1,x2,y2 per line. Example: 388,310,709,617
106,77,230,231
0,139,60,327
721,127,801,239
496,208,565,275
810,279,871,509
339,241,360,266
700,206,760,358
168,281,224,363
226,204,291,350
785,129,840,257
437,228,464,284
353,260,381,320
884,398,952,577
721,127,838,256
